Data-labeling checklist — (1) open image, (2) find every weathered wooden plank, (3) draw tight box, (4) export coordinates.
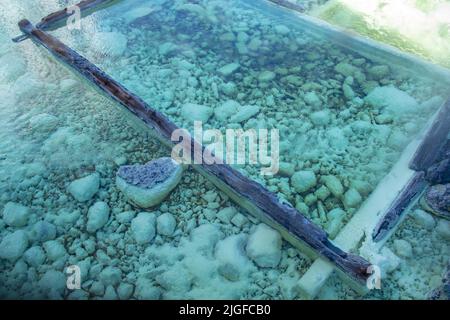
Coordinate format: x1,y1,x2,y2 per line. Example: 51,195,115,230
267,0,306,13
410,99,450,171
18,19,372,286
12,0,121,42
372,172,427,241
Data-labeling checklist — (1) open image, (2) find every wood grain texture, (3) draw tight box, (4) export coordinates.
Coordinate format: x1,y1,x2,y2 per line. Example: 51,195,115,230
18,19,371,285
372,171,427,241
410,99,450,171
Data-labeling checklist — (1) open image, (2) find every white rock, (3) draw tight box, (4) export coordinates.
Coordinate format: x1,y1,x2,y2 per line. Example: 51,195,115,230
99,266,122,286
246,224,282,268
258,71,276,82
323,175,344,198
0,230,28,262
91,32,127,57
365,86,419,116
215,234,253,281
135,277,161,299
435,219,450,240
214,100,240,121
43,240,67,262
326,208,346,238
131,212,156,244
29,221,57,242
310,110,330,126
274,25,290,35
393,239,413,258
343,188,362,208
2,202,30,227
28,113,59,135
39,270,66,297
410,209,435,230
117,283,134,300
116,158,183,208
216,207,237,224
156,213,176,236
229,105,260,123
68,173,100,202
181,103,213,122
87,202,110,233
23,246,46,267
291,170,317,193
218,62,240,76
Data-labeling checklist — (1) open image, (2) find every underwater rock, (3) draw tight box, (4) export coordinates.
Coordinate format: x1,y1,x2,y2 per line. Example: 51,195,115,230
23,246,46,268
218,63,240,77
68,173,100,202
291,170,317,193
342,83,355,99
181,103,213,122
216,234,253,281
214,100,240,121
29,221,57,242
365,86,419,116
125,4,155,23
322,175,344,198
2,202,30,227
116,158,183,208
393,239,413,258
91,32,127,57
229,105,261,123
368,65,390,80
421,184,449,220
435,219,450,240
158,42,178,57
274,24,290,35
43,240,67,262
326,208,346,239
60,78,78,92
258,71,276,82
117,283,134,300
216,207,237,224
0,52,26,83
343,188,362,209
156,265,192,293
246,224,282,268
334,62,359,77
278,162,296,177
426,158,450,184
156,213,176,237
304,91,321,108
28,113,59,135
99,266,122,287
0,230,28,262
310,110,330,126
135,277,161,300
131,212,156,244
86,202,110,233
410,209,436,230
39,270,66,297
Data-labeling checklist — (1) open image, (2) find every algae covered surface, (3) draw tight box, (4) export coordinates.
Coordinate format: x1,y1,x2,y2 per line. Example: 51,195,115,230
0,0,449,300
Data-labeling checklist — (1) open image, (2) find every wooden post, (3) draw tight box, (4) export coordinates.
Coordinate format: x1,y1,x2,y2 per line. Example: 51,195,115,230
17,19,373,288
12,0,122,42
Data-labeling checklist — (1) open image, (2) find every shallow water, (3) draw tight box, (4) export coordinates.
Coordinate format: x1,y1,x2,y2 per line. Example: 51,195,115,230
0,0,448,300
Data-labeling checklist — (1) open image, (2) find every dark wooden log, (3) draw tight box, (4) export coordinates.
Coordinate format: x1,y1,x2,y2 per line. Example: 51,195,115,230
372,172,427,241
267,0,307,13
12,0,121,42
410,99,450,171
18,19,372,286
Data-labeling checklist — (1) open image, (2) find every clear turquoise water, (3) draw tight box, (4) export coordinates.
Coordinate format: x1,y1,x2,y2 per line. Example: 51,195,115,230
0,0,448,300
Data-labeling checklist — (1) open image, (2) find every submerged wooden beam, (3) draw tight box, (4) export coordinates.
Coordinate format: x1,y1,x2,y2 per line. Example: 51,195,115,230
410,99,450,171
12,0,121,42
372,172,427,241
267,0,306,13
18,19,372,287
